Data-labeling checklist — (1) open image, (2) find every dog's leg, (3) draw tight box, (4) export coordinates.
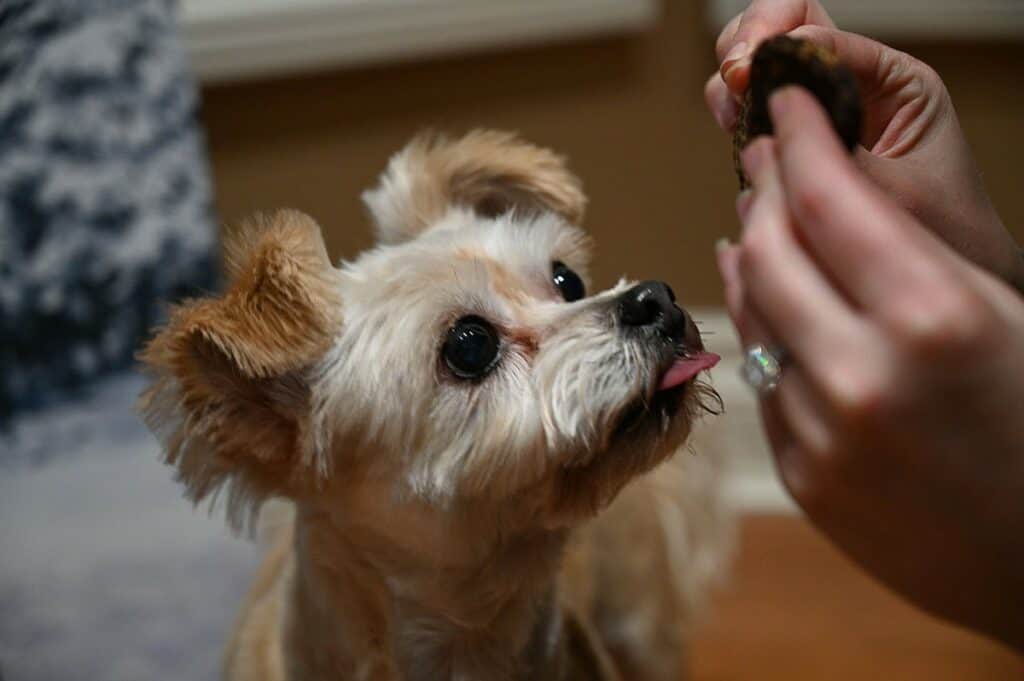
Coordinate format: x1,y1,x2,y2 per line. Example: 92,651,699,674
223,502,295,681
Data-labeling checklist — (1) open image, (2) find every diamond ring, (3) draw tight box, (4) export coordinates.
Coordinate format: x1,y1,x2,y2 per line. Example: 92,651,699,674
741,343,785,396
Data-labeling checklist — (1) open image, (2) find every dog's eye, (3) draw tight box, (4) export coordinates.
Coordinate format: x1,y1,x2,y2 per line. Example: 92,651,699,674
552,261,585,302
443,316,500,379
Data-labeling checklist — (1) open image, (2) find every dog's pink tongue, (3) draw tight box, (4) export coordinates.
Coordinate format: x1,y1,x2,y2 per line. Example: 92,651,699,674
658,352,721,391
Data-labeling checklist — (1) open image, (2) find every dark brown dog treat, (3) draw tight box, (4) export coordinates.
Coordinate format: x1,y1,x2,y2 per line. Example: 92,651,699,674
733,35,863,189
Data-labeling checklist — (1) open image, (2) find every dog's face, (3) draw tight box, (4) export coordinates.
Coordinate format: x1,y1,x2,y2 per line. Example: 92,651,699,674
140,131,720,533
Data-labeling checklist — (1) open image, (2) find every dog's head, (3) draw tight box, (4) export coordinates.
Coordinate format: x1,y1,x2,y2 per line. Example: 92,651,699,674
140,131,720,533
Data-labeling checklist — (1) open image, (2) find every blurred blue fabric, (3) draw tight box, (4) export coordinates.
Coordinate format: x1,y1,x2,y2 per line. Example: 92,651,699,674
0,3,253,680
0,0,219,425
0,372,259,681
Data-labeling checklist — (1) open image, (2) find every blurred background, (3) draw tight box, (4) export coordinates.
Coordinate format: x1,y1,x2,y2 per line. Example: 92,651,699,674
2,1,1023,679
191,0,1024,306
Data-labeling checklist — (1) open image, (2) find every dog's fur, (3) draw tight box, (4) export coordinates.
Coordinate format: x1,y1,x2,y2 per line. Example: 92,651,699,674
139,130,732,681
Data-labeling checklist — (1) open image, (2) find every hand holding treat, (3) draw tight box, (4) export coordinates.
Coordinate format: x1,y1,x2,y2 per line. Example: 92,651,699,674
707,0,1024,290
708,1,1024,652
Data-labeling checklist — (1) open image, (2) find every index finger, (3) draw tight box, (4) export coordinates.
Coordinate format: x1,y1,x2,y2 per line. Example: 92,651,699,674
770,87,958,308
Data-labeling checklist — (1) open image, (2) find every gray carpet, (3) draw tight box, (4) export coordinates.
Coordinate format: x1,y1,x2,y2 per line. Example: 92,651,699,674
0,371,260,681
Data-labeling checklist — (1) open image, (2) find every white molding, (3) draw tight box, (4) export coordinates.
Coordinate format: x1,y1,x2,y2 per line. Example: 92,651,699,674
179,0,658,84
707,0,1024,41
723,475,798,514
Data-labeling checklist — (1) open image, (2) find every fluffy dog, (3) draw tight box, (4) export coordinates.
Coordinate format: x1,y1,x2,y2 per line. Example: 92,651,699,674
139,131,732,680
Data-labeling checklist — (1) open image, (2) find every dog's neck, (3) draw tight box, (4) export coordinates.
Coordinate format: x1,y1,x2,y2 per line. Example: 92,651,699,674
285,484,571,681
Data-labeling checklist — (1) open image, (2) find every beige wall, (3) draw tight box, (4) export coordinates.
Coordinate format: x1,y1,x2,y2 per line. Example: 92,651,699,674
200,2,1024,307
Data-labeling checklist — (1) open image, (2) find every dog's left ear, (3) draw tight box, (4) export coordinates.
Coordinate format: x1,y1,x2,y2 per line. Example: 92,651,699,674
362,129,586,244
138,210,341,529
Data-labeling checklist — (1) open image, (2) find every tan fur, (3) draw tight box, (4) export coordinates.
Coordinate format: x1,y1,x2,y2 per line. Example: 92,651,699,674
223,511,292,680
138,210,342,529
363,130,586,244
220,452,728,681
140,132,730,680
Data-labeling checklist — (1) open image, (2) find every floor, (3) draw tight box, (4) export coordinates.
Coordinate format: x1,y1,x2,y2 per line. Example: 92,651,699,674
0,373,258,681
690,515,1023,680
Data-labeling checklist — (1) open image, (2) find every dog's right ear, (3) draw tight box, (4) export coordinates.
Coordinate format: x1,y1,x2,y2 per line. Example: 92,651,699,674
138,210,341,530
362,129,586,244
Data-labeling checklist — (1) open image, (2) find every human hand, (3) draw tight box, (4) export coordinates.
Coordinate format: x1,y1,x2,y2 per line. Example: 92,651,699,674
706,0,1024,291
717,86,1024,651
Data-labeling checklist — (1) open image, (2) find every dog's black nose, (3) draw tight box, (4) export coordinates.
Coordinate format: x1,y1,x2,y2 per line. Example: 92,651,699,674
618,280,687,340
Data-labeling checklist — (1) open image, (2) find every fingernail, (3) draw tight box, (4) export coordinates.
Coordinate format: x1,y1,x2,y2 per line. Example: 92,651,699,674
723,61,749,95
721,43,750,94
735,189,754,222
715,237,733,256
722,42,748,71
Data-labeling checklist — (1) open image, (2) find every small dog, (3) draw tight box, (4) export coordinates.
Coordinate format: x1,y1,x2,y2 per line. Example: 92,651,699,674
140,131,731,680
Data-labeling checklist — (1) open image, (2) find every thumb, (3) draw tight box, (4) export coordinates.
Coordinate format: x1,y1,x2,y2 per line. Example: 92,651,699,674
720,0,836,95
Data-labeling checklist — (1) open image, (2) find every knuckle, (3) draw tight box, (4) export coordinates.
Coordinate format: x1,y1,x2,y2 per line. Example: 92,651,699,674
898,55,953,106
913,59,944,91
737,232,771,276
826,366,888,429
791,182,829,224
891,288,990,355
